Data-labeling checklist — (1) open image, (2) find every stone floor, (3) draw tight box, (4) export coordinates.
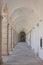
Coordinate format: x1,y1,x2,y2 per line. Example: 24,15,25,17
3,42,43,65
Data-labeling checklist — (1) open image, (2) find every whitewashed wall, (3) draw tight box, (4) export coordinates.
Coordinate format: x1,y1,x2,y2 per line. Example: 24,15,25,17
38,22,43,60
31,26,40,54
31,28,36,50
31,22,43,60
26,33,31,46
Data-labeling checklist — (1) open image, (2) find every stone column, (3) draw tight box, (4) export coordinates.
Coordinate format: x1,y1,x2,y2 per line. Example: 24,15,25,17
11,28,14,50
0,14,3,65
7,23,9,55
8,24,12,52
8,25,14,52
2,4,8,55
8,25,11,52
0,0,3,64
11,28,12,50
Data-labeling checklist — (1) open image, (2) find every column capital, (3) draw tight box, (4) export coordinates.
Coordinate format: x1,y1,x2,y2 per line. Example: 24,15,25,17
3,4,8,14
2,3,8,16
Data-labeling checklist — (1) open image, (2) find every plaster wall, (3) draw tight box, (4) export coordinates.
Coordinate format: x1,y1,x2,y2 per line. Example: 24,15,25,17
26,33,31,46
38,22,43,60
31,22,43,60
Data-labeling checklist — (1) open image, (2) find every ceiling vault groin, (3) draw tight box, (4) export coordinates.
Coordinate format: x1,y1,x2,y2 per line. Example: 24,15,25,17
3,0,43,34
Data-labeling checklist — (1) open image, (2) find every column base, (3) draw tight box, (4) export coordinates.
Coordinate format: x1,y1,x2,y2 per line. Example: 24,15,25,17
0,56,4,65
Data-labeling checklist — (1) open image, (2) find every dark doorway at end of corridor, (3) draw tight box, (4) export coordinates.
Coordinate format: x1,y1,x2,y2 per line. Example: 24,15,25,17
19,31,26,42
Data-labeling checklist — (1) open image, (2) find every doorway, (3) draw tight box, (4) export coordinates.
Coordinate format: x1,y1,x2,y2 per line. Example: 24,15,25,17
19,31,26,42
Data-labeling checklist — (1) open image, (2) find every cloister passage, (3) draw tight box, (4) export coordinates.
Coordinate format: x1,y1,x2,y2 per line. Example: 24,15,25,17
0,0,43,65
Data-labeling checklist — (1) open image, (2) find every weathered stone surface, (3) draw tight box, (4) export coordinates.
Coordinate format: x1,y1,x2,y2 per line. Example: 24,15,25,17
8,24,12,52
2,11,8,55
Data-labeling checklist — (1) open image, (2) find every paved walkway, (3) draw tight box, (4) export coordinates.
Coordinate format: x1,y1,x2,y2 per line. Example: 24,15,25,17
4,42,43,65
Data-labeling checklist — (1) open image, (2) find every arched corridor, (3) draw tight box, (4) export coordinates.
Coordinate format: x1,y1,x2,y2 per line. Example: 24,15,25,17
0,0,43,65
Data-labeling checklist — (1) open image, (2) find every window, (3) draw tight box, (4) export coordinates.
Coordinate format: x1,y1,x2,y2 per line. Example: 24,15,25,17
40,37,42,48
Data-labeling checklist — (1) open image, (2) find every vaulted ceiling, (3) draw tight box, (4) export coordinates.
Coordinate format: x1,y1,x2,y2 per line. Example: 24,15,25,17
2,0,43,33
